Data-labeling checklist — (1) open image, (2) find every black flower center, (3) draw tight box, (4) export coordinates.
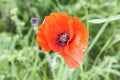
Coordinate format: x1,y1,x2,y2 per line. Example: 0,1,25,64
56,32,70,46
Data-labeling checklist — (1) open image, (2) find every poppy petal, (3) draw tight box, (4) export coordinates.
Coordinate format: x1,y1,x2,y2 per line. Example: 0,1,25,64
43,13,70,52
61,33,84,68
60,50,84,68
53,12,70,32
36,25,51,51
70,17,89,52
61,17,88,68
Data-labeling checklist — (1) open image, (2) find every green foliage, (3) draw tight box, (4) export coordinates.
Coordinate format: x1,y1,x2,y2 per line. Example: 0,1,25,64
0,0,120,80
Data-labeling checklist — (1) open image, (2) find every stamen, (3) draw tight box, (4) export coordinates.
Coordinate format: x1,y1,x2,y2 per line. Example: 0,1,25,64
56,32,70,46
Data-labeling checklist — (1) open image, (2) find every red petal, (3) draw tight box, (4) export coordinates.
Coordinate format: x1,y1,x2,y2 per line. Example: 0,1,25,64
61,50,84,68
60,17,88,68
53,13,70,32
36,25,51,52
70,17,89,52
43,13,71,52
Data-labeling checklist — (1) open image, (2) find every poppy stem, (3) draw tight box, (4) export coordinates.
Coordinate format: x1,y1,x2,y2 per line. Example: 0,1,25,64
32,24,38,32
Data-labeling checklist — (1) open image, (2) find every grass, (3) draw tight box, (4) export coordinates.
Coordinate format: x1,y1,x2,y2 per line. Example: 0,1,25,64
0,0,120,80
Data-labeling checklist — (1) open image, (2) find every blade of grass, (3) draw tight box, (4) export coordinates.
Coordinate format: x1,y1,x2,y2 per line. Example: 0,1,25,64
85,22,109,55
89,14,120,24
93,32,115,66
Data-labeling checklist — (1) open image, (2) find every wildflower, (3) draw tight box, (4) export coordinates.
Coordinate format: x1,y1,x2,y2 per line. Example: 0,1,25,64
36,12,88,68
30,18,39,24
30,18,39,31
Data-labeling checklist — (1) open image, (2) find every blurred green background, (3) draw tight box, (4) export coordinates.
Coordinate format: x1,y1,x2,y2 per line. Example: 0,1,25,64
0,0,120,80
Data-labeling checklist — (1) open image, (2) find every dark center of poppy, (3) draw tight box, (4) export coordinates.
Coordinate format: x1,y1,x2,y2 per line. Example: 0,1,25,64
56,32,70,46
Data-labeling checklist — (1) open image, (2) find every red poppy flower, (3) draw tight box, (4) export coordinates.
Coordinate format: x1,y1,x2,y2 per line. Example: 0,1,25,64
36,12,88,68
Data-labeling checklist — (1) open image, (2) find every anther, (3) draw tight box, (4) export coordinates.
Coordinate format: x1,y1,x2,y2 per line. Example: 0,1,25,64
56,32,70,46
